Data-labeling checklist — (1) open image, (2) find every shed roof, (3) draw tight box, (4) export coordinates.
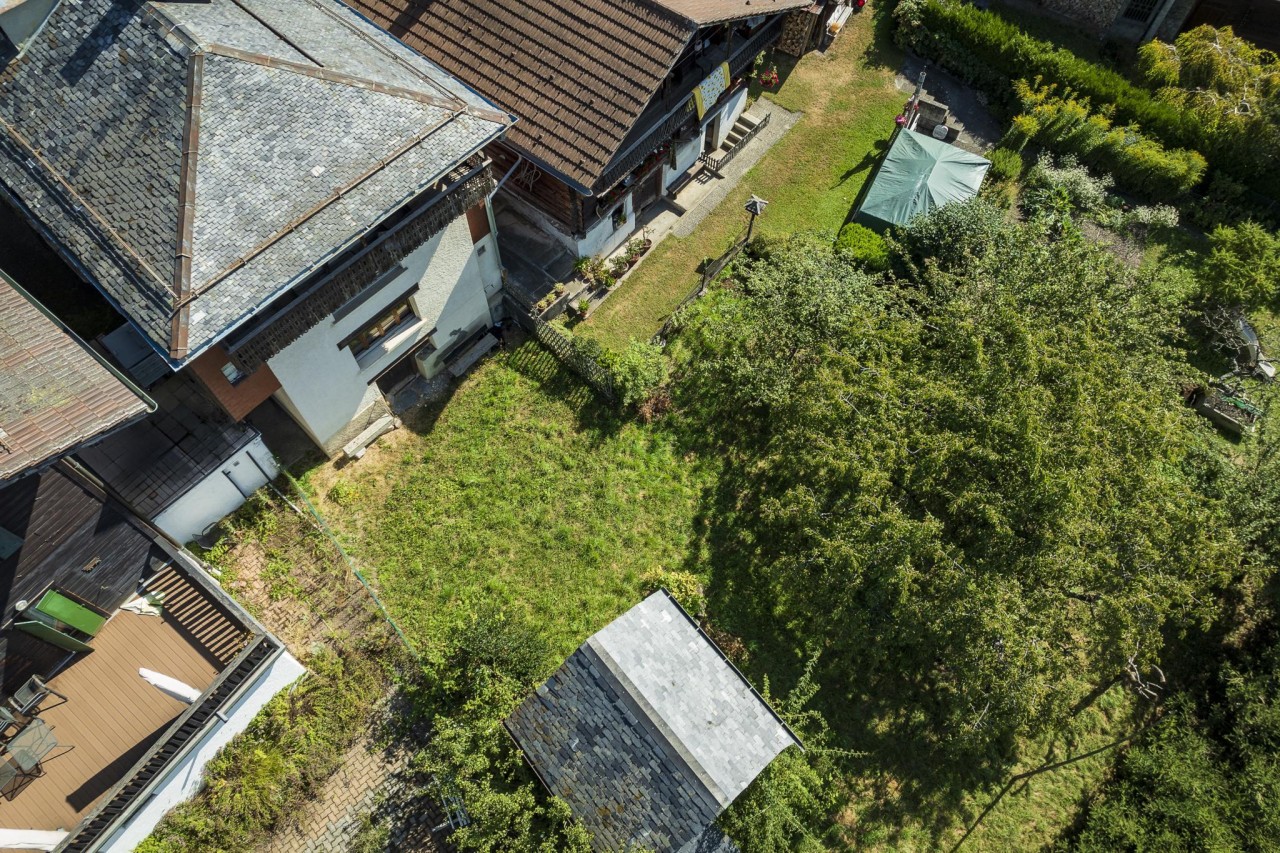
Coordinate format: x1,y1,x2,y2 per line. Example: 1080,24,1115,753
506,591,799,852
0,0,510,367
344,0,809,193
0,271,152,480
856,129,991,229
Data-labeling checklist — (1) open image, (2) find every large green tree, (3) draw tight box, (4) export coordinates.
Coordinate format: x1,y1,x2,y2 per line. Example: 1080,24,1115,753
673,206,1240,756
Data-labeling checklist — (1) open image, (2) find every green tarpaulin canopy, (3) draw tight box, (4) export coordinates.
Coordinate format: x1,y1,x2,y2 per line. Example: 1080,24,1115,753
856,130,991,229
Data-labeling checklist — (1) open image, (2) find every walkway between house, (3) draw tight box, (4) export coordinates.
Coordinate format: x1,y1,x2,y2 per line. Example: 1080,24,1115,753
668,100,801,240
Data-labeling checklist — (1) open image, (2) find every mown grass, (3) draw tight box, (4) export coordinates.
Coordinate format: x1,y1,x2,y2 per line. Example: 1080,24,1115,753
306,343,711,661
580,7,906,350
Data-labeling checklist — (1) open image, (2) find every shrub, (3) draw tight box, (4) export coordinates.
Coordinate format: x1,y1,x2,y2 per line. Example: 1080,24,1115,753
1024,153,1113,216
640,567,707,619
443,603,551,697
987,147,1023,183
607,340,672,410
890,197,1012,273
1013,81,1206,200
835,223,890,271
1197,221,1280,308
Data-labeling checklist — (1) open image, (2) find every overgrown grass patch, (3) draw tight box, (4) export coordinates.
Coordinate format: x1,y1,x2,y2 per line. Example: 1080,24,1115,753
139,643,389,853
307,342,711,661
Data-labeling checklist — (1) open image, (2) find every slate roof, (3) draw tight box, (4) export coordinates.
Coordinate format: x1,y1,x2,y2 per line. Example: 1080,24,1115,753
506,590,799,852
0,0,510,367
345,0,808,194
345,0,691,194
0,271,152,480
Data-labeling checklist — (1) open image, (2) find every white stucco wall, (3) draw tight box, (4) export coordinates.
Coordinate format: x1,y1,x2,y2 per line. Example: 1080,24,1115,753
578,194,635,258
153,435,277,544
668,136,703,190
719,87,750,146
268,215,494,449
98,648,308,853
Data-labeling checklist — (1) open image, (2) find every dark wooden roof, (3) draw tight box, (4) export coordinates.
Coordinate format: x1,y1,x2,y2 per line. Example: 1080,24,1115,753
656,0,811,24
0,272,152,481
345,0,696,192
0,463,170,694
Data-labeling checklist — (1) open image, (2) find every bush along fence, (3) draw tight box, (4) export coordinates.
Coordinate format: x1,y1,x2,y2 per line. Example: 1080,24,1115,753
655,225,751,343
891,0,1275,200
503,287,617,402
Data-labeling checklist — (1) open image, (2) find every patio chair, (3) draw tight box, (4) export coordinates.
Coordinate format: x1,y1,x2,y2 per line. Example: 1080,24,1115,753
0,708,19,741
4,719,69,780
7,676,66,716
0,758,19,801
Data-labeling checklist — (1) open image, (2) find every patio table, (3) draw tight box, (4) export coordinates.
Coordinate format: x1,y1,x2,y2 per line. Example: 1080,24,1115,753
6,719,56,774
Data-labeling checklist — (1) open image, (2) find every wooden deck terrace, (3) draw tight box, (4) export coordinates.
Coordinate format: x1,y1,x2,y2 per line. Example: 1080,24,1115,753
0,565,248,831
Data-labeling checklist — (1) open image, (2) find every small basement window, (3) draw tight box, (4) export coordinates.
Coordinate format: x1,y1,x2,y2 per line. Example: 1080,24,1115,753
342,298,417,359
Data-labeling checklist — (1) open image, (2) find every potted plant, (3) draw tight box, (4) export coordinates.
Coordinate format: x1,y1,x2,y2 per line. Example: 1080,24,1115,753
575,297,591,318
759,64,779,88
625,236,652,265
609,256,630,279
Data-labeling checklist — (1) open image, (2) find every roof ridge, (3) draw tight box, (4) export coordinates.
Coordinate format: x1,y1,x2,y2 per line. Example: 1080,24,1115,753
580,639,729,814
297,0,470,106
202,44,506,120
0,116,170,291
169,51,204,359
176,92,464,305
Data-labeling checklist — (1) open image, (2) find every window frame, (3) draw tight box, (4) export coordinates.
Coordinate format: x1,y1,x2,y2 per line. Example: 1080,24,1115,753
339,296,419,360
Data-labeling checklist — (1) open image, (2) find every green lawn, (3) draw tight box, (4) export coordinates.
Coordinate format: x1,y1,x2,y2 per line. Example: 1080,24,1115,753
293,338,1141,851
304,343,710,661
580,8,906,350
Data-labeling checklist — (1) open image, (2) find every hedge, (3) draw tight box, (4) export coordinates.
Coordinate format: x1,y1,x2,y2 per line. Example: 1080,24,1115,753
894,1,1192,132
1012,81,1206,199
891,0,1240,194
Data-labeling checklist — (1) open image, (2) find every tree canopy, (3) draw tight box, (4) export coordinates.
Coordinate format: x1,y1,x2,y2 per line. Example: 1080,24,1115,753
671,204,1241,756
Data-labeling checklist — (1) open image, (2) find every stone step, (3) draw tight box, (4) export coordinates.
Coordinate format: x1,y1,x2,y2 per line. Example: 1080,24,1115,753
447,332,499,378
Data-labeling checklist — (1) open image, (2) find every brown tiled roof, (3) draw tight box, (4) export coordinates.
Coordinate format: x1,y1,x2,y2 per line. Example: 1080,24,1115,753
655,0,812,24
0,272,153,480
346,0,696,191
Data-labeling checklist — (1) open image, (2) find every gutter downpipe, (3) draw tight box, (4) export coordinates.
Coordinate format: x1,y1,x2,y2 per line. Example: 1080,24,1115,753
1141,0,1179,42
486,154,522,301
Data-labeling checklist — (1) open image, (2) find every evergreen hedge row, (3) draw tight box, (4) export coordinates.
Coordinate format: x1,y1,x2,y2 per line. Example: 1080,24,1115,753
892,0,1249,198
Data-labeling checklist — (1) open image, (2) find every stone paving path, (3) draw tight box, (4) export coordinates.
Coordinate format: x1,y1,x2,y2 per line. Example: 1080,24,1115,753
259,732,406,853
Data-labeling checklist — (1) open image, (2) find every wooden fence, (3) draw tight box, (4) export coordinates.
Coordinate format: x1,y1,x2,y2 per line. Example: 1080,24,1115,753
503,288,616,402
653,225,750,343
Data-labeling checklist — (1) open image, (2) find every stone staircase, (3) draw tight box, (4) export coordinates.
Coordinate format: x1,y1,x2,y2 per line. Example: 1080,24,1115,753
721,111,761,152
702,109,770,173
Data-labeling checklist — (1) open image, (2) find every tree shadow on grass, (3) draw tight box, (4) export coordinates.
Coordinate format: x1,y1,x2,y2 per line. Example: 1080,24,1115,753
503,339,627,443
676,454,1064,849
